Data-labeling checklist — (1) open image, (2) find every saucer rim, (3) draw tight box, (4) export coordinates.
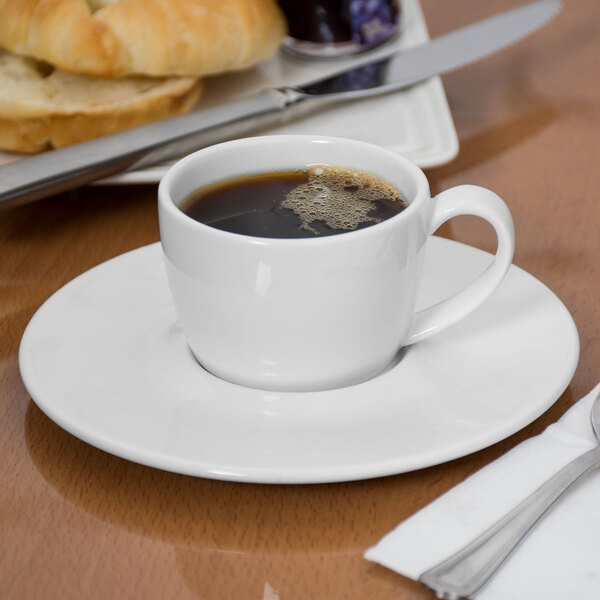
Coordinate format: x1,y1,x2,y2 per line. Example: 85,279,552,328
19,239,579,484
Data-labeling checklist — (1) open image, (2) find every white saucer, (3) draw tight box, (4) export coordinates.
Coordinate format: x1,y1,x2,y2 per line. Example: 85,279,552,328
19,238,579,484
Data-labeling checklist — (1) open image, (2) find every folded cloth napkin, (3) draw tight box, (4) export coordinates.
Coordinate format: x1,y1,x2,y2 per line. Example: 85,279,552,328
365,383,600,600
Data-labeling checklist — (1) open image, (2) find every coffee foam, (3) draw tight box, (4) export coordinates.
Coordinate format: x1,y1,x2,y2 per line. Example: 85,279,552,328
281,166,404,235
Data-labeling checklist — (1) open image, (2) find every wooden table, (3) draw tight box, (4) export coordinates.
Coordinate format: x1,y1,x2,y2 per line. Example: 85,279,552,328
2,1,599,598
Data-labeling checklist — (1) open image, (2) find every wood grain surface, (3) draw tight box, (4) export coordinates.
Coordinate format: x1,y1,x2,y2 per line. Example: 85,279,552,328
1,1,599,598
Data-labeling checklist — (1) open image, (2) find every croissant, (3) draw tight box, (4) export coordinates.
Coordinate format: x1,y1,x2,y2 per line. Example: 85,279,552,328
0,0,287,77
0,50,202,152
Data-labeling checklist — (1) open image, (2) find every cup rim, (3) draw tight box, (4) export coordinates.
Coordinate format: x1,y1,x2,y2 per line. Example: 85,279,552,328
158,134,430,245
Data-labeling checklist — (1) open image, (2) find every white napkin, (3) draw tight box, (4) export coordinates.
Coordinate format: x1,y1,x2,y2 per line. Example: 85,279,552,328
365,383,600,600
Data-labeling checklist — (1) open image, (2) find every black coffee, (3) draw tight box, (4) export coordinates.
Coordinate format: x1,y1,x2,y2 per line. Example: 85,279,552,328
181,165,407,239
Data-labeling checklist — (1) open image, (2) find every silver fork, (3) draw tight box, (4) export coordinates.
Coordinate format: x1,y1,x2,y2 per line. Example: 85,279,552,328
419,390,600,599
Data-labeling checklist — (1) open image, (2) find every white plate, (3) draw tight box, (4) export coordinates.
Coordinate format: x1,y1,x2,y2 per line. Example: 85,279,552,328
19,238,579,484
0,0,458,182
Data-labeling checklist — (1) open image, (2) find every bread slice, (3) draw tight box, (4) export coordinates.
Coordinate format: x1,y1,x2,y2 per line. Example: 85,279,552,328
0,0,287,78
0,50,203,153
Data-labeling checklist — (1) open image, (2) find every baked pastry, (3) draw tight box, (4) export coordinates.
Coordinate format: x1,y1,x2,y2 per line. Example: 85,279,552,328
0,0,287,77
0,50,203,153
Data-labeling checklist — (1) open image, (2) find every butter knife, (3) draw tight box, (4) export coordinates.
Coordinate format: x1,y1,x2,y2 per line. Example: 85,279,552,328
0,0,562,208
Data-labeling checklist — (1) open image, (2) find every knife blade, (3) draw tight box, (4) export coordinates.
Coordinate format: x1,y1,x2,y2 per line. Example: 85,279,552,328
0,0,562,208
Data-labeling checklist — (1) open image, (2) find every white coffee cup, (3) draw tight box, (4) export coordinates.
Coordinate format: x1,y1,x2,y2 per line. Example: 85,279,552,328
158,135,514,392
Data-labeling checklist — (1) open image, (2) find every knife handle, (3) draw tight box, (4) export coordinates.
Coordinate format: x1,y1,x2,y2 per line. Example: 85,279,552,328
0,89,291,208
419,444,600,599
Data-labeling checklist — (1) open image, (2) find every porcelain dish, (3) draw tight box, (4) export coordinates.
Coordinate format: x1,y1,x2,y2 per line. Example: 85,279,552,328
19,238,579,483
0,0,458,182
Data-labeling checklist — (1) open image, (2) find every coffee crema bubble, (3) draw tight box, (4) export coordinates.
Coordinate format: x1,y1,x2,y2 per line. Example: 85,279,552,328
181,165,407,239
282,165,405,235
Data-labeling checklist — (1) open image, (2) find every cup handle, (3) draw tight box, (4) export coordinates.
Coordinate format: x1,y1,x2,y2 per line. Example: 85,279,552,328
406,185,515,344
